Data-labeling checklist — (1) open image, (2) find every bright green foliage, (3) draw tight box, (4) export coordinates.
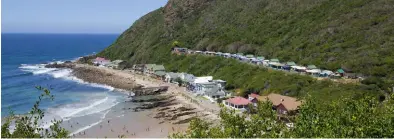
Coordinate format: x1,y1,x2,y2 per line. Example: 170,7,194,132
173,94,394,138
1,86,69,138
172,102,288,138
98,0,394,80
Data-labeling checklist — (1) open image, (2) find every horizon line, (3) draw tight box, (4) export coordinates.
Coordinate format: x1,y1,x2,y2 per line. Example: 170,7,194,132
1,32,121,35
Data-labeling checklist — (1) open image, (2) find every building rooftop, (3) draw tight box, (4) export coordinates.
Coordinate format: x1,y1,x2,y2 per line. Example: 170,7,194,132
257,93,302,111
226,97,251,106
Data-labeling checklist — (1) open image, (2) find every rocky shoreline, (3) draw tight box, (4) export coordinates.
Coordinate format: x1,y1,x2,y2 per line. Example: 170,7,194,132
44,62,212,126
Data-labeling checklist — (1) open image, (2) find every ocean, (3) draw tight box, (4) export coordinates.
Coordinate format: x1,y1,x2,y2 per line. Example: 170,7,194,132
1,33,128,133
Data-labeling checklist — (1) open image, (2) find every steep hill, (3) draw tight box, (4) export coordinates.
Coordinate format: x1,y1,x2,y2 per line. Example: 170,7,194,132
99,0,394,79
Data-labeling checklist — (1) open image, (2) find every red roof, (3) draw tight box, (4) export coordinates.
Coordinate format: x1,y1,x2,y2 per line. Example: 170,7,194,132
248,93,260,99
226,97,251,105
95,57,107,62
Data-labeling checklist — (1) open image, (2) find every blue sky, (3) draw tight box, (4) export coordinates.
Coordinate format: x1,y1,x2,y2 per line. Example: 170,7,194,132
2,0,168,34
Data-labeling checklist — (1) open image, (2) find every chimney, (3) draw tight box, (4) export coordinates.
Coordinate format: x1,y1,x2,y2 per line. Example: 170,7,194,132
281,99,284,102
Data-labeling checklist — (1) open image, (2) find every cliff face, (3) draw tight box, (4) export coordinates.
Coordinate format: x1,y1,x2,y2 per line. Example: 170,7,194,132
98,0,394,79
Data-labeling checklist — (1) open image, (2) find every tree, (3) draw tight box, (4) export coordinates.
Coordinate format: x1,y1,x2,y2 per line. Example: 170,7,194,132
172,93,394,138
1,86,69,138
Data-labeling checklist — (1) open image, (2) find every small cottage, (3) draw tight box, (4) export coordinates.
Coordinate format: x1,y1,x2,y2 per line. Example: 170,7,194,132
291,66,307,73
269,62,284,69
153,71,167,80
164,72,181,83
283,62,296,71
148,65,165,76
107,60,125,69
93,57,110,66
256,56,265,61
257,93,302,115
172,47,188,54
307,69,321,76
143,64,156,75
223,53,231,58
215,52,223,56
307,65,318,70
319,70,334,77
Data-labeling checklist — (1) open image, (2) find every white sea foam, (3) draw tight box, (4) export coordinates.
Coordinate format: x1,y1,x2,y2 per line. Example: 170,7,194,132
69,110,110,136
19,63,115,91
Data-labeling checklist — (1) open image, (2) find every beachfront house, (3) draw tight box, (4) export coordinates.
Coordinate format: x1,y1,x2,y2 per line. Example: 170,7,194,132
245,54,254,61
306,69,322,77
236,53,244,60
268,59,281,69
132,64,145,74
194,82,226,102
223,53,231,58
151,65,165,74
291,66,307,73
337,68,345,77
257,93,302,115
206,51,216,56
262,60,270,67
223,97,251,111
256,56,264,62
164,72,181,83
143,64,156,75
319,70,334,77
172,47,188,54
107,60,125,69
250,58,260,65
231,54,238,58
215,52,223,57
93,57,111,66
268,59,282,69
178,73,195,87
153,71,167,80
188,76,213,91
283,61,296,71
307,65,318,70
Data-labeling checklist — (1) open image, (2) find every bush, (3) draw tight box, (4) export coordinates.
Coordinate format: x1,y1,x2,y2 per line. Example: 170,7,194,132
1,87,69,138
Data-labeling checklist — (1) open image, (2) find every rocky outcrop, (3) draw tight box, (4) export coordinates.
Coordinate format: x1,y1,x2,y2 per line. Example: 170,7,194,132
72,66,138,90
133,86,169,96
45,63,75,68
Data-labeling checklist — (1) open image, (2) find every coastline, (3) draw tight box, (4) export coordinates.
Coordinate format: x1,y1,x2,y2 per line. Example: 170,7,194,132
50,62,220,138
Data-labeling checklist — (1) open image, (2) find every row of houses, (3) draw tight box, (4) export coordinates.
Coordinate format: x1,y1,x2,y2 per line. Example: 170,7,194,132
223,93,302,115
172,47,361,79
92,57,125,69
131,64,230,102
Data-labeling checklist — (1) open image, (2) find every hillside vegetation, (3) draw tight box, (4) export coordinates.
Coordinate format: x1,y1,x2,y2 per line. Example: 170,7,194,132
99,0,394,80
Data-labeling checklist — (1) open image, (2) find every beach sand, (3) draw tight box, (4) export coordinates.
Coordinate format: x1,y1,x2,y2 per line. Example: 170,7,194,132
65,64,220,138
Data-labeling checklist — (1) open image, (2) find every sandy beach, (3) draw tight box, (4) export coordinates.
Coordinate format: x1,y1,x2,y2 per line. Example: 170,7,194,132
56,63,220,138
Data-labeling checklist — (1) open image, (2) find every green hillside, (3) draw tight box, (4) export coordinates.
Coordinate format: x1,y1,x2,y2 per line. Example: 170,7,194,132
99,0,394,80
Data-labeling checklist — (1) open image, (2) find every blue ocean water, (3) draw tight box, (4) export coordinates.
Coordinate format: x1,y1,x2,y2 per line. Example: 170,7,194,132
1,34,127,130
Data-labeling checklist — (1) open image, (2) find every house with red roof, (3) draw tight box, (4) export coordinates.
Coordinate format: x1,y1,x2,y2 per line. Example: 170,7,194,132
93,57,110,66
223,96,251,110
